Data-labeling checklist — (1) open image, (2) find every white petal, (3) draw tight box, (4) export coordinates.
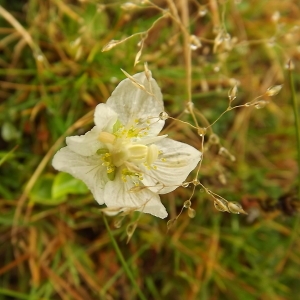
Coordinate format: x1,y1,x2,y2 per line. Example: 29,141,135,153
106,72,165,135
94,103,119,131
103,171,168,218
52,147,107,204
140,138,201,194
66,126,104,156
133,135,167,145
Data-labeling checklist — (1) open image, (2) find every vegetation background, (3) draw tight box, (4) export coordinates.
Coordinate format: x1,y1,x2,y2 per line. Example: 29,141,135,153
0,0,300,299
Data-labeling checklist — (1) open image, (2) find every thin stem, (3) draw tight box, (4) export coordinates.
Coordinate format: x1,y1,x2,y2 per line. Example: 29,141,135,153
0,145,18,166
179,0,192,104
288,61,300,199
205,103,252,130
168,116,198,129
102,215,147,300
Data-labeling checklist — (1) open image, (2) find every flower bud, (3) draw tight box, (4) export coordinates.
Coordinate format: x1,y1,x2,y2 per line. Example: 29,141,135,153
265,85,283,97
190,35,202,50
209,133,220,145
102,40,120,52
121,2,137,11
228,84,238,102
227,202,247,214
184,200,191,208
126,223,137,243
159,111,169,120
188,207,196,218
214,198,229,212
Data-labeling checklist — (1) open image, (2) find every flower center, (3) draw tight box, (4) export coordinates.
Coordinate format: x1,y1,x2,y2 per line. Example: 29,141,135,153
98,130,159,180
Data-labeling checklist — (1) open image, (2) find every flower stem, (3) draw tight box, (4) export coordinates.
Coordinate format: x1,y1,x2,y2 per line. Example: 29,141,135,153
288,61,300,200
102,215,147,300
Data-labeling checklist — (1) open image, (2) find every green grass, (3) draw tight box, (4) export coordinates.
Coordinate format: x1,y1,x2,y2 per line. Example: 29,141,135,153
0,0,300,299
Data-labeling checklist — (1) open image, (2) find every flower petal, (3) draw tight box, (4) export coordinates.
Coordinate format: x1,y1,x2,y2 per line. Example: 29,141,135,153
140,138,201,194
66,126,104,156
103,171,168,218
133,134,167,145
106,72,165,135
52,147,107,204
94,103,119,131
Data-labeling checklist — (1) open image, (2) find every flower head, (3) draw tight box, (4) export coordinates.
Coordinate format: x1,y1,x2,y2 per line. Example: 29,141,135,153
52,71,201,218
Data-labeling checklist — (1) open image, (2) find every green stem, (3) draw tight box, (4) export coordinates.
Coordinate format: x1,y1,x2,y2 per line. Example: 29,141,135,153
289,62,300,199
102,215,147,300
0,288,29,300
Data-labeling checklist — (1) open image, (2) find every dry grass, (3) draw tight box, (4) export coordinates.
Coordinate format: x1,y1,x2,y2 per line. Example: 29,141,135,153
0,0,300,299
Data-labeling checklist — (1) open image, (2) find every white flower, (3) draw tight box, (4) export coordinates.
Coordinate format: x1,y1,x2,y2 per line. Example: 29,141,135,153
52,71,201,218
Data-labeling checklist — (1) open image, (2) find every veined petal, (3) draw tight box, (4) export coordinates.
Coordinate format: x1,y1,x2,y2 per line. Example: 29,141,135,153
132,135,167,145
106,72,165,135
52,147,107,204
94,103,119,131
140,138,201,194
103,171,168,219
66,126,104,156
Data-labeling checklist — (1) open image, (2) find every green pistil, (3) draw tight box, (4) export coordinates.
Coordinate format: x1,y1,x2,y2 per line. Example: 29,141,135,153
97,150,116,181
97,148,109,155
107,169,116,181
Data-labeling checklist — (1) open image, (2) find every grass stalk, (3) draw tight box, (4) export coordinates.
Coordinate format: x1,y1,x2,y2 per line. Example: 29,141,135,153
103,215,147,300
288,61,300,199
0,288,31,300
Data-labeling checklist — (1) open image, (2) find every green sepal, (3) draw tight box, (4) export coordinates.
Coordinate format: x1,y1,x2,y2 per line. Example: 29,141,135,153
97,148,109,155
107,170,116,181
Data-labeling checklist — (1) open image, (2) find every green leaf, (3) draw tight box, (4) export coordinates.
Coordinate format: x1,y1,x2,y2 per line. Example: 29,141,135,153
1,122,21,141
29,174,66,205
0,145,18,167
52,172,89,199
0,288,30,300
